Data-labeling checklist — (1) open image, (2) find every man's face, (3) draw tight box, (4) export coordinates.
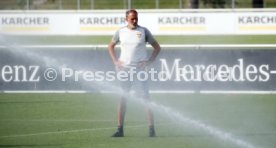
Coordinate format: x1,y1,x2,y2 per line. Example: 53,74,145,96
126,12,138,29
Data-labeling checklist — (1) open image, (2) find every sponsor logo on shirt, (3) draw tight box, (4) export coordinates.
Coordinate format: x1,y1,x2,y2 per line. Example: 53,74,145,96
136,31,142,38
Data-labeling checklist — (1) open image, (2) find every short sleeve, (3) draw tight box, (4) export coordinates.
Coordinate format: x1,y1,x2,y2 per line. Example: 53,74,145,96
145,28,156,44
111,30,120,44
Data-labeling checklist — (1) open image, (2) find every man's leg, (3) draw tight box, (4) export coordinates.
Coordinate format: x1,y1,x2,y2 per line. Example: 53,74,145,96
135,69,156,137
112,67,131,137
145,99,156,137
112,96,127,137
117,96,127,127
146,103,154,126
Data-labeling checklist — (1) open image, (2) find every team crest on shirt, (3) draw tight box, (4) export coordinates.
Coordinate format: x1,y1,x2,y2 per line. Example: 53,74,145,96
136,31,142,38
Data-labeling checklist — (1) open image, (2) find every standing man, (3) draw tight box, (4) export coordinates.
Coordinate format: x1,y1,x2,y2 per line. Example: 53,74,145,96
108,9,161,137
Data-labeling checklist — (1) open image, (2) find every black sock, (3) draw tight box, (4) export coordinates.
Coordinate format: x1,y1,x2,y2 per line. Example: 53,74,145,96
118,126,124,132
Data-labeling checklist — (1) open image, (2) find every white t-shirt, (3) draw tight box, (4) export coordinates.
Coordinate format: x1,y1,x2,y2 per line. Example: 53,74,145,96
112,25,156,66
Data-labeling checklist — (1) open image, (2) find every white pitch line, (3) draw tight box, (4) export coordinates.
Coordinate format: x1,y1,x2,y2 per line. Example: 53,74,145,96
1,44,276,49
0,119,116,123
0,124,148,139
0,122,177,139
3,90,276,94
2,90,89,93
200,91,276,94
0,127,116,138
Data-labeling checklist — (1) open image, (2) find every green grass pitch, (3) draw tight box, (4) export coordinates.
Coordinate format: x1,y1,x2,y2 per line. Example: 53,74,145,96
3,35,276,45
1,32,276,148
0,93,276,148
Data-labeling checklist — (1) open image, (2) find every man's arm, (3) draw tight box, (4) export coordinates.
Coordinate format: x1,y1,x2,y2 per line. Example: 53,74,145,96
148,41,161,63
108,41,117,64
139,41,161,68
144,27,161,64
108,41,123,69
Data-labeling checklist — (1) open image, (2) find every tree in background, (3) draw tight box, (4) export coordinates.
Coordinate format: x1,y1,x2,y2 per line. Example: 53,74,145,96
17,0,26,8
202,0,225,8
190,0,199,8
252,0,264,8
211,0,226,8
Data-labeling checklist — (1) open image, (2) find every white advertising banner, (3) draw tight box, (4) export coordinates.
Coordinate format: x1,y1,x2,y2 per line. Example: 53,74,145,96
0,10,276,35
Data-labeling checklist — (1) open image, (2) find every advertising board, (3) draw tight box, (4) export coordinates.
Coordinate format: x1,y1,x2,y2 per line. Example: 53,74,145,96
1,10,276,35
1,47,276,92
